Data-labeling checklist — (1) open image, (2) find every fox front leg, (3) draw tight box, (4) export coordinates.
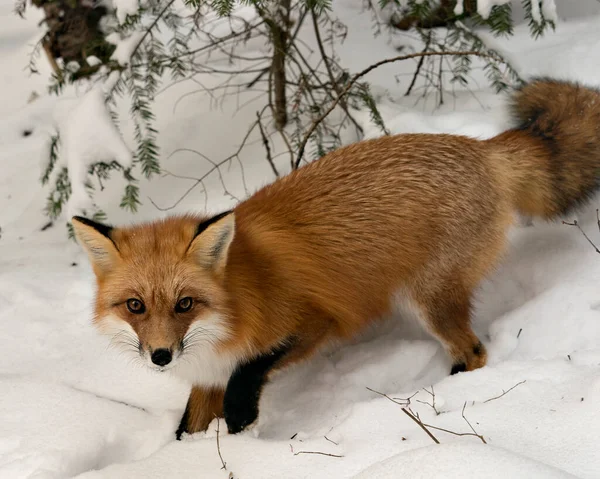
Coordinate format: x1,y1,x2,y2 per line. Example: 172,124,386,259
223,342,293,434
176,386,225,439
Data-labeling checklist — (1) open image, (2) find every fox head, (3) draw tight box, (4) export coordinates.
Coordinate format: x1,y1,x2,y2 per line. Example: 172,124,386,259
72,212,239,383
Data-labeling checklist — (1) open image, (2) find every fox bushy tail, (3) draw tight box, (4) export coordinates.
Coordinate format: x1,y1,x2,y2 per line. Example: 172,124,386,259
488,78,600,219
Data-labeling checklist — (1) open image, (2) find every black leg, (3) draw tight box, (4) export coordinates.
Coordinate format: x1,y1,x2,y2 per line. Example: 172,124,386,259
175,399,190,440
223,341,293,434
450,362,467,375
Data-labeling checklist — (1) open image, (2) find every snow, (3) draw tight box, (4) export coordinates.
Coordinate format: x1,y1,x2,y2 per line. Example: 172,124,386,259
58,87,133,218
530,0,542,24
541,0,558,23
2,0,600,478
353,444,580,479
109,31,144,66
454,0,512,18
112,0,139,25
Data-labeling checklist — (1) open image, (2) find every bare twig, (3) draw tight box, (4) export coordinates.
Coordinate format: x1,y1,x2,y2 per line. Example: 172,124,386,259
401,407,441,444
295,50,500,168
366,386,418,406
294,451,344,458
483,380,526,403
367,386,440,444
405,30,431,96
417,386,441,415
324,435,338,446
216,418,227,470
257,111,279,177
460,402,487,444
563,220,600,253
403,404,486,444
369,386,487,444
437,52,444,105
149,104,265,210
311,7,363,135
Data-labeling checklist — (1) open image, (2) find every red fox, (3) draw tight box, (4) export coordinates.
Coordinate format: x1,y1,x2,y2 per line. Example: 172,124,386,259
73,78,600,436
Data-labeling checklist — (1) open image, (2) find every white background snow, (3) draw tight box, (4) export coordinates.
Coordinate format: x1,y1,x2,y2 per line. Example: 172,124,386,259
1,0,600,478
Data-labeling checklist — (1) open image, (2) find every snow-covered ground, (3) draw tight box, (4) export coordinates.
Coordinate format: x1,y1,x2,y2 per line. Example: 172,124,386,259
1,0,600,478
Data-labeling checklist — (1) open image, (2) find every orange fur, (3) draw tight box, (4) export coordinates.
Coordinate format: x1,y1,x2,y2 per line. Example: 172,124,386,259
73,78,600,434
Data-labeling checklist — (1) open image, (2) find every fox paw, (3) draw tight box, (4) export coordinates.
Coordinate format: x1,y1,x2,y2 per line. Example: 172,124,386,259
223,392,258,434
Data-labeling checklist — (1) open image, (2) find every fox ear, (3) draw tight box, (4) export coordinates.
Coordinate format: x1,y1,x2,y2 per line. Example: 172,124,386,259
71,216,119,275
188,211,235,273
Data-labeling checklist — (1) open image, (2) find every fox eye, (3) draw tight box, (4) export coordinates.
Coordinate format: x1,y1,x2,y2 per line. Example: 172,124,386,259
126,298,145,314
175,297,193,313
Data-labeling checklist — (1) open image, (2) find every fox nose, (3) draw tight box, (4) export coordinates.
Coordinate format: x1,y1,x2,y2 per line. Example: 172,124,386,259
151,348,172,366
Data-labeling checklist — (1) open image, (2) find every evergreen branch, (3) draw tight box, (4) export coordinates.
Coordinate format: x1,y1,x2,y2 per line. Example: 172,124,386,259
131,0,179,63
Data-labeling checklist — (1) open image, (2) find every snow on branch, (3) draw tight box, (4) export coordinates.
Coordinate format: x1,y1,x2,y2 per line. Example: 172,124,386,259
61,87,133,218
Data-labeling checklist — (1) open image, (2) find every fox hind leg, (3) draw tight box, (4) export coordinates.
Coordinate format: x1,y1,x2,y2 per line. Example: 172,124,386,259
412,285,487,374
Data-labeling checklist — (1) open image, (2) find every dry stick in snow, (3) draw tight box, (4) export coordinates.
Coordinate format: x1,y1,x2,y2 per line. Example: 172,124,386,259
460,402,487,444
562,219,600,253
401,407,441,444
367,387,440,444
216,418,227,470
417,385,441,415
366,386,418,406
294,50,500,169
483,380,526,403
294,451,344,458
216,418,237,479
407,405,486,445
324,435,339,446
369,387,487,445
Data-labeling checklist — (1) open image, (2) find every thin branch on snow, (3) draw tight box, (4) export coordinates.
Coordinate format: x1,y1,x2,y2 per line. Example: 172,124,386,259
416,385,441,415
324,435,339,446
367,386,440,444
67,385,147,412
369,386,488,445
460,402,487,444
401,407,441,444
483,380,526,403
562,220,600,254
294,451,344,458
366,386,418,406
215,418,228,470
406,404,487,444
